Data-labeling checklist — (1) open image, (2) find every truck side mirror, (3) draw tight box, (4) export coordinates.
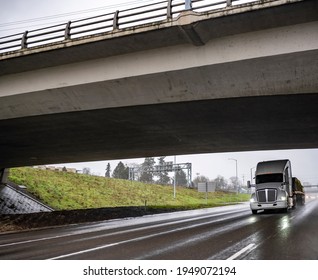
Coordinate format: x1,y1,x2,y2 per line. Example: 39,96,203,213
247,180,251,188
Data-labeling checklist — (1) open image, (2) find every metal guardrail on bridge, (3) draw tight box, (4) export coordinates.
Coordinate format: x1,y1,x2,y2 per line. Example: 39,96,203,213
0,0,256,54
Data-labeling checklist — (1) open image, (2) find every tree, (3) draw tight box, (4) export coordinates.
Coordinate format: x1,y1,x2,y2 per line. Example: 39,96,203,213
156,156,170,185
175,169,188,187
82,167,91,175
105,163,111,177
139,157,156,183
192,175,210,188
213,175,228,190
229,176,240,191
112,161,129,179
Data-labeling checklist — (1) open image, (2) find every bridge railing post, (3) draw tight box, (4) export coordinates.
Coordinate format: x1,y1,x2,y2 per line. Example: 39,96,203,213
113,10,119,30
64,21,71,40
21,31,28,49
227,0,232,6
185,0,192,10
167,0,172,19
0,168,9,184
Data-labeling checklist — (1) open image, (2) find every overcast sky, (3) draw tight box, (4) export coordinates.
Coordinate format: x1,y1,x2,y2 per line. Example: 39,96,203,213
1,0,318,184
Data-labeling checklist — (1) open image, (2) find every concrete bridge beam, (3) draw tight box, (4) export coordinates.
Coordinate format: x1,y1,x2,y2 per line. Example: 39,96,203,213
0,21,317,121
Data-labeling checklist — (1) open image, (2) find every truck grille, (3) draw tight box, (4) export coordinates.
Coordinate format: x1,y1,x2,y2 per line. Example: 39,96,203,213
257,189,277,203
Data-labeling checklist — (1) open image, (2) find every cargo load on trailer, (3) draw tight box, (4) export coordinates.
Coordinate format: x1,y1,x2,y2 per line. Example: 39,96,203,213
292,177,305,206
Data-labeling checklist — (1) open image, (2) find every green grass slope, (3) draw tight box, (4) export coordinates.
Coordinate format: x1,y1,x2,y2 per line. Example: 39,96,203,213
8,167,249,210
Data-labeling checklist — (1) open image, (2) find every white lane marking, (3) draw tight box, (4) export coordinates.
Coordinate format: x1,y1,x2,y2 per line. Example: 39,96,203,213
0,234,75,248
227,243,256,260
48,211,249,260
49,242,121,260
48,228,184,260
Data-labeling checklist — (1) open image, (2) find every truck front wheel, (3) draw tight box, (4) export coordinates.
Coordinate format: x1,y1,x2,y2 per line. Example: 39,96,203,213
252,210,258,215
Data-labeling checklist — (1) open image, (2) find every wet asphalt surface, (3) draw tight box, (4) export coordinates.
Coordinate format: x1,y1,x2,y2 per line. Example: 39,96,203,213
0,197,318,260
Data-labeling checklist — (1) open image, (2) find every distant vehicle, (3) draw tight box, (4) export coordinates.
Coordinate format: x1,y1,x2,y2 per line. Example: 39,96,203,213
248,159,304,214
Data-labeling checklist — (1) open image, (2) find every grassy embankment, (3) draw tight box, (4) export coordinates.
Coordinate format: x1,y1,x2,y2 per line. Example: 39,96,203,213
9,167,249,211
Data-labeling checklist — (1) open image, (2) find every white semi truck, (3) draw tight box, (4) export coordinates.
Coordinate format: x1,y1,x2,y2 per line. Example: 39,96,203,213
248,159,296,214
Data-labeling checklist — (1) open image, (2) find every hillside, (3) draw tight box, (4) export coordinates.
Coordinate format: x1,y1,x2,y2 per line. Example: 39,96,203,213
8,167,249,210
0,167,249,232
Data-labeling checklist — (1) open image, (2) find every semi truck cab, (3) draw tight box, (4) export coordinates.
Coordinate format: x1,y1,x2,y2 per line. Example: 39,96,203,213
249,159,294,214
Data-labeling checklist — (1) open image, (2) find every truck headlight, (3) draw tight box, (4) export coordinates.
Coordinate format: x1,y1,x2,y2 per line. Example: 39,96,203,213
250,198,255,203
279,196,286,201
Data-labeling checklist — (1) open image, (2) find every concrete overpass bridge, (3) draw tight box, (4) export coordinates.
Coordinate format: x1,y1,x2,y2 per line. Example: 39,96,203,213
0,0,318,175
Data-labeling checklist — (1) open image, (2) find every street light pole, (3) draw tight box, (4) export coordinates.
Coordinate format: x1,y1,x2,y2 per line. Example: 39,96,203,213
228,158,238,192
250,167,256,184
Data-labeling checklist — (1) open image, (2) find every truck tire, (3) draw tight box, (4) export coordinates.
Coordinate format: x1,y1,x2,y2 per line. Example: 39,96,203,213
296,194,305,206
252,210,258,215
301,196,305,205
292,195,297,208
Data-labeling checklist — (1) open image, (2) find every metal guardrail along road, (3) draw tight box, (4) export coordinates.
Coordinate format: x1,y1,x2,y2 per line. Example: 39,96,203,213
0,0,258,54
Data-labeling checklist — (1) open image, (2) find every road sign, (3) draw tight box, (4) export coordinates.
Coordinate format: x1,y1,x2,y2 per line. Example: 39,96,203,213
198,182,216,193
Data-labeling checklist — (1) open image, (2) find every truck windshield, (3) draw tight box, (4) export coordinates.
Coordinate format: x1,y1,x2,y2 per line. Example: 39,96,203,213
256,173,283,184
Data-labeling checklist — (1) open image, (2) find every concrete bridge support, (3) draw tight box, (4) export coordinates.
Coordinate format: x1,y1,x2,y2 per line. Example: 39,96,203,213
0,168,9,184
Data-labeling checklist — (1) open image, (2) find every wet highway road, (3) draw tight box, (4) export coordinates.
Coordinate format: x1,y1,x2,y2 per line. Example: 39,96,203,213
1,198,318,260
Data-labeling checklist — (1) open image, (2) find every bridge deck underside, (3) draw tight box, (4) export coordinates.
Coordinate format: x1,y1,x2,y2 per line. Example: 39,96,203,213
1,93,318,168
